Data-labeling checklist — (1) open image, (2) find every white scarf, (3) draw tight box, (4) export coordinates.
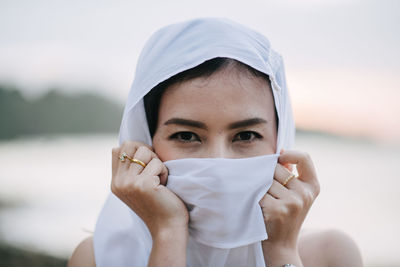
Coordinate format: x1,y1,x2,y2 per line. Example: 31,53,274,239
93,17,295,267
165,154,279,249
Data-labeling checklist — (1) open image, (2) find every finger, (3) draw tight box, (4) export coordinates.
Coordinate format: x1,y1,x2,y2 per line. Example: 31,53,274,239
259,192,277,207
276,170,318,207
111,147,121,178
278,150,317,183
284,163,294,172
259,193,278,221
279,150,319,195
279,150,294,171
273,163,305,194
267,180,290,199
274,163,296,186
283,176,303,191
118,141,141,171
141,158,169,186
130,146,156,174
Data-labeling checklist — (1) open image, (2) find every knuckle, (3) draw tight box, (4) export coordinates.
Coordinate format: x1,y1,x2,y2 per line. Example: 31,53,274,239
138,145,151,152
287,195,303,212
143,143,154,151
302,188,315,206
272,204,287,216
111,179,123,195
314,181,321,196
131,177,149,192
153,158,162,165
314,189,320,199
259,196,267,206
148,157,162,167
260,199,273,210
136,145,148,154
135,146,156,160
278,206,290,219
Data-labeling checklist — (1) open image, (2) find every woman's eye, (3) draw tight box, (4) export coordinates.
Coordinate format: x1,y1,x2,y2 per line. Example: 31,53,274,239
170,132,200,143
233,131,262,142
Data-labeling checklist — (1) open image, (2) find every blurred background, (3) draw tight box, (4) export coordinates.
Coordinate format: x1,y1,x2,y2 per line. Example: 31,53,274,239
0,0,399,266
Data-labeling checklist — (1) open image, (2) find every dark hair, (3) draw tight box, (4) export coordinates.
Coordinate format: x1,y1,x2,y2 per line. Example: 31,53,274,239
144,57,277,137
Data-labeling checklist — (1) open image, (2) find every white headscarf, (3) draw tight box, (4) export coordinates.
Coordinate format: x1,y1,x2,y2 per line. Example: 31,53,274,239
93,18,295,267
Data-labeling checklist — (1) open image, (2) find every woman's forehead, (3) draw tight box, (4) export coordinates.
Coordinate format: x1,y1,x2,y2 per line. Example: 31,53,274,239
158,70,276,123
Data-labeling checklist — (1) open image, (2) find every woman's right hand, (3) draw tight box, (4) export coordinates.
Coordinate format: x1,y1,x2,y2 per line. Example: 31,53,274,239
111,141,189,237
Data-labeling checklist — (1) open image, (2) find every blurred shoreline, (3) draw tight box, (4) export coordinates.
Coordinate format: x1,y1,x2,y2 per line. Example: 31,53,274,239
0,85,123,140
1,85,399,145
0,197,69,266
0,244,68,267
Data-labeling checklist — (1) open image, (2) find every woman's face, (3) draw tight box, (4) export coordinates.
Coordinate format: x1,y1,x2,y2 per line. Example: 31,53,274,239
152,68,277,162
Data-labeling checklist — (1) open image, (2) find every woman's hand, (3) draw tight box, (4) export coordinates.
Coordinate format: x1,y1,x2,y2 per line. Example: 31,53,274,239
111,141,188,266
259,150,320,267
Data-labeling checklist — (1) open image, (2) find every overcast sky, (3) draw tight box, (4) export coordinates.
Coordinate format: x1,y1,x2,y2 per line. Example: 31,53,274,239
1,0,399,141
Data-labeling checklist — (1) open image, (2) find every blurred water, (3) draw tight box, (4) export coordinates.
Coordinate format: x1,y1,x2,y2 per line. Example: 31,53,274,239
0,133,399,266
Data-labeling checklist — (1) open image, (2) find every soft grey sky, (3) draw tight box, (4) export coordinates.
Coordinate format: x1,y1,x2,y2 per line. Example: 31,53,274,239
1,0,399,141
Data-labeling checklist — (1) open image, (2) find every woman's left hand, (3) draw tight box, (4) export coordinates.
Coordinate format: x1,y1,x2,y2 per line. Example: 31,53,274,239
259,150,320,266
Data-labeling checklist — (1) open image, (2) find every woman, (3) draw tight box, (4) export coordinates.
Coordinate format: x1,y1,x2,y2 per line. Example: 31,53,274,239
69,18,363,267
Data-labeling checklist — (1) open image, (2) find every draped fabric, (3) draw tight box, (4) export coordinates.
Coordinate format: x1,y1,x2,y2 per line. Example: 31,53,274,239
93,18,295,267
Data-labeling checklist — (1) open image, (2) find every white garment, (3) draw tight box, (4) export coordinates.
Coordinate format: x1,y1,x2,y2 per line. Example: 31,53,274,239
93,17,295,267
165,154,279,249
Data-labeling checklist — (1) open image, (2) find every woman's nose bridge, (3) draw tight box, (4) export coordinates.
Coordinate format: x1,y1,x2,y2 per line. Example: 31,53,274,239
206,137,230,158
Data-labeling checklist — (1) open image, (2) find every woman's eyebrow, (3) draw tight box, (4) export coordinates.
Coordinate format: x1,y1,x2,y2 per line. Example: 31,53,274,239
163,117,267,130
228,118,268,129
164,118,208,129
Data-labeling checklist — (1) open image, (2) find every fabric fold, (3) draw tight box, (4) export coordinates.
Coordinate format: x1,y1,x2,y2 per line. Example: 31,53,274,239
165,154,279,249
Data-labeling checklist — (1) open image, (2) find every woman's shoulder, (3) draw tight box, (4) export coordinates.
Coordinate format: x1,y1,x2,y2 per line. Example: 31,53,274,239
299,228,363,267
68,236,96,267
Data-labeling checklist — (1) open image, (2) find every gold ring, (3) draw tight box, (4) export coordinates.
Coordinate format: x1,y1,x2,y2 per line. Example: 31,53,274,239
119,152,147,168
131,158,147,168
283,173,296,186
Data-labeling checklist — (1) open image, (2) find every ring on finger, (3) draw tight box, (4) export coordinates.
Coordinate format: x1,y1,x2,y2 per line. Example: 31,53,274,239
119,152,147,168
131,158,147,168
283,173,296,186
119,152,131,162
